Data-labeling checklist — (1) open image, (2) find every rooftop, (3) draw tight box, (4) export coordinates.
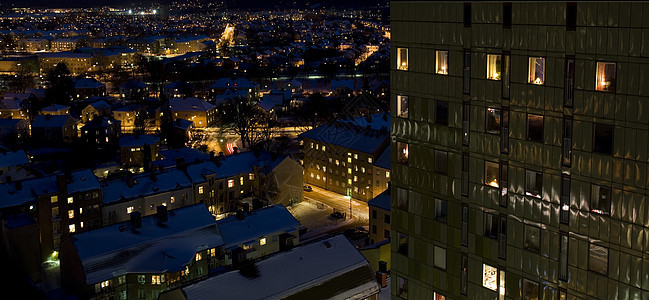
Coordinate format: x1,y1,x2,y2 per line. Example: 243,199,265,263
299,114,389,154
102,168,191,204
368,188,390,211
216,204,300,249
0,150,29,168
31,115,73,128
177,235,379,300
70,204,223,285
119,135,160,148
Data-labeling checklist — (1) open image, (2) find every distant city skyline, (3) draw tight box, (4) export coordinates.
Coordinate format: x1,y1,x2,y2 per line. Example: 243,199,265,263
0,0,388,9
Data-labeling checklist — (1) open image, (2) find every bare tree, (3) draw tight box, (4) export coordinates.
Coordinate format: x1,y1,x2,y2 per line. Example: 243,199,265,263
215,97,265,149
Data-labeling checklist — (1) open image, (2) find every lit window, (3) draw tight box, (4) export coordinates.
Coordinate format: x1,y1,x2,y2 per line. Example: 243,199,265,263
368,157,372,163
198,186,204,194
485,161,500,188
590,185,611,215
436,50,448,74
487,54,502,80
68,210,74,219
195,252,202,261
397,142,409,165
386,171,390,178
348,168,352,174
228,179,234,188
310,142,313,149
353,176,357,182
100,280,110,289
68,197,74,204
259,237,266,246
433,292,446,300
249,173,254,180
596,62,616,92
347,157,352,163
127,206,134,214
152,275,163,284
335,159,339,166
397,48,408,70
397,95,408,118
315,144,319,150
528,57,545,85
51,196,58,203
482,264,498,291
322,146,326,152
486,108,501,134
69,224,76,233
170,196,175,204
347,179,352,185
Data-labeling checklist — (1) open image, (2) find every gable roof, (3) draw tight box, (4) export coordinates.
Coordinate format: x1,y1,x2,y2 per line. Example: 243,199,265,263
0,150,29,168
216,204,300,249
31,115,73,128
166,98,216,112
70,204,223,285
102,168,191,204
119,135,159,148
298,114,389,154
368,188,390,211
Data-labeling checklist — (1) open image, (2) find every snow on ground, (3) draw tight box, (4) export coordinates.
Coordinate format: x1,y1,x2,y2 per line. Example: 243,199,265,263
288,201,357,241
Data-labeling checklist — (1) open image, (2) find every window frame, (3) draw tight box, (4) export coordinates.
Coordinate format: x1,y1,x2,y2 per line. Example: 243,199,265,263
434,149,448,175
435,100,449,125
593,123,613,155
590,184,611,216
433,246,447,270
397,47,408,71
397,141,409,165
434,198,447,223
525,169,543,199
523,224,541,253
521,278,540,300
485,107,501,134
595,61,616,92
486,54,502,80
435,50,449,75
528,56,546,85
397,94,409,118
588,243,608,275
526,114,544,143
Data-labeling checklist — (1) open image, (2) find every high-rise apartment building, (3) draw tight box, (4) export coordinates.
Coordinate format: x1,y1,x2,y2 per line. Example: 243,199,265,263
391,2,649,299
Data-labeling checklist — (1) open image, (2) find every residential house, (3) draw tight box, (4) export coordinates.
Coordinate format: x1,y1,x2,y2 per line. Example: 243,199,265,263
112,104,146,133
368,189,390,246
209,78,259,98
81,100,111,123
156,98,216,129
31,114,77,144
73,78,106,100
41,104,70,116
119,135,160,169
80,117,121,151
0,118,29,144
119,81,147,100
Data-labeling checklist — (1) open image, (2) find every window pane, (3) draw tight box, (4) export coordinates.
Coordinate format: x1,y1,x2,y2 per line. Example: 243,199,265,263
521,279,539,300
435,198,447,222
396,187,408,211
484,213,498,239
527,114,544,143
593,123,613,155
397,48,408,71
590,185,611,215
485,161,500,188
528,57,545,85
524,224,540,252
397,142,409,165
589,244,608,275
596,62,616,92
525,170,543,198
559,233,568,280
397,95,408,118
397,276,408,298
486,108,501,134
461,254,468,294
482,264,498,291
435,101,449,125
487,54,502,80
436,50,448,75
434,246,446,270
398,233,408,255
434,150,448,174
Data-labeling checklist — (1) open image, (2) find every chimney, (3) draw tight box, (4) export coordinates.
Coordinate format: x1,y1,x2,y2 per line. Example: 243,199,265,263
175,157,186,171
236,209,245,220
157,205,168,222
130,211,142,228
56,174,67,195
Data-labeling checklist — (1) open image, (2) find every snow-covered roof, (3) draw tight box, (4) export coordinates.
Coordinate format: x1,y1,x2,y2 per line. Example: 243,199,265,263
177,235,379,300
299,114,389,154
166,98,215,112
70,204,223,285
153,148,210,169
102,169,191,204
0,150,29,167
375,146,390,170
67,169,100,194
0,98,25,110
74,78,105,89
368,189,390,212
39,51,91,58
41,104,70,112
217,204,299,249
0,175,57,209
119,135,159,148
86,100,110,110
120,81,147,89
210,78,257,89
173,118,193,130
0,118,27,128
2,93,33,101
31,115,73,128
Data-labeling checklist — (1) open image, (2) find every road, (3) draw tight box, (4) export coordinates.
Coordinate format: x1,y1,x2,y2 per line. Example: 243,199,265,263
303,185,369,222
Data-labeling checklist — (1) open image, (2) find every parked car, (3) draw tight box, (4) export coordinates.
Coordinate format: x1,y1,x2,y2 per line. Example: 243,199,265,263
330,211,344,219
303,185,312,192
344,227,369,240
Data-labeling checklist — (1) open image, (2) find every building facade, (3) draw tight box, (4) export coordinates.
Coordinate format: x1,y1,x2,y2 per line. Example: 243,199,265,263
391,2,649,300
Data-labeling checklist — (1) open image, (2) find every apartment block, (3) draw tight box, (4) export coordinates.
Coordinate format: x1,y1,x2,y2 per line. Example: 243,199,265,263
391,2,649,299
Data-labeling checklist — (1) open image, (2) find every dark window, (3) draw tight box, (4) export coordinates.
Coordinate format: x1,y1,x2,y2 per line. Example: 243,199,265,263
590,185,611,215
463,50,471,94
384,229,390,238
461,153,469,197
563,116,573,166
498,216,507,259
502,54,511,99
464,3,471,27
589,243,608,275
396,187,408,211
524,224,540,252
434,150,448,175
461,204,469,246
486,108,501,134
559,232,568,281
372,225,377,234
499,161,509,207
522,279,539,300
435,101,449,125
503,3,512,28
564,56,575,106
461,253,468,294
593,123,613,155
397,276,408,299
566,2,577,30
384,214,390,224
527,114,544,143
372,209,377,219
435,198,447,223
462,102,470,146
397,141,409,165
525,170,543,198
560,175,570,225
397,233,408,255
484,213,498,239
